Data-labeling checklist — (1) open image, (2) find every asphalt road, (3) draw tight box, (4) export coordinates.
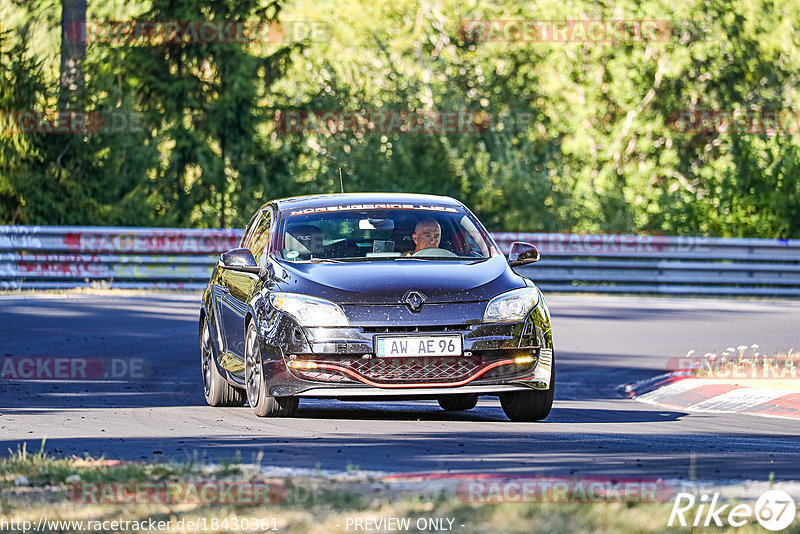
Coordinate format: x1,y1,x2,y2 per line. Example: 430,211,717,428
1,293,799,481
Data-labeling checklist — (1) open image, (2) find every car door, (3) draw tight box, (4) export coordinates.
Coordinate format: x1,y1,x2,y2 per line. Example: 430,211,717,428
214,210,260,358
218,207,273,367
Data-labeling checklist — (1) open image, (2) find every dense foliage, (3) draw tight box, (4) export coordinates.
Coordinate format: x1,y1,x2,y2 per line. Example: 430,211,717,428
1,0,799,235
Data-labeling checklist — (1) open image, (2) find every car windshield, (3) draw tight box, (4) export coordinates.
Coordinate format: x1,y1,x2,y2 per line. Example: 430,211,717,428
277,204,492,262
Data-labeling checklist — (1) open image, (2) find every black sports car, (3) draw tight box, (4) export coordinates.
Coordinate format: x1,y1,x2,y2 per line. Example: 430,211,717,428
200,193,554,421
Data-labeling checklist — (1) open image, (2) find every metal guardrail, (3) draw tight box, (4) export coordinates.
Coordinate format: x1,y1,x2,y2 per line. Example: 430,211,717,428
0,226,241,291
1,226,799,296
495,233,800,296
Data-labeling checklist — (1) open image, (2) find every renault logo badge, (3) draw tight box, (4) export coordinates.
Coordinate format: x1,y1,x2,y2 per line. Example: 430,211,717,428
402,290,427,312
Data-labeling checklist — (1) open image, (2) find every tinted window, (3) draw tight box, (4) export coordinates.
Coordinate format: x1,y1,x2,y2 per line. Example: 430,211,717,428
249,209,273,264
278,205,491,262
240,211,262,249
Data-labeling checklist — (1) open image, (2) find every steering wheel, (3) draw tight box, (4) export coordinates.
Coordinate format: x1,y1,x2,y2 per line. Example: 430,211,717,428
411,247,458,258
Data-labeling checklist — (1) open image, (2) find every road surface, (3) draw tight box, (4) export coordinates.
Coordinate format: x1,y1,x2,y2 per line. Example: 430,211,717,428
1,293,798,481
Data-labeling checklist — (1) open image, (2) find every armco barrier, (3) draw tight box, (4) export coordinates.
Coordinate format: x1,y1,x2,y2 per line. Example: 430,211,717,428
1,226,799,296
495,233,800,296
0,226,241,291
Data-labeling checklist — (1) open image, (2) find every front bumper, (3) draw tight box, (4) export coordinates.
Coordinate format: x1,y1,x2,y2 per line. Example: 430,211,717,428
288,348,553,399
258,307,553,398
294,384,535,398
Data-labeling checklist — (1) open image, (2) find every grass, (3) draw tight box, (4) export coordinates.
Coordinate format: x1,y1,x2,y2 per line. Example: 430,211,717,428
0,440,202,488
0,447,796,533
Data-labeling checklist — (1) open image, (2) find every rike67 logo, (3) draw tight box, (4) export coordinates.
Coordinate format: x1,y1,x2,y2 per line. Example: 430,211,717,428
669,490,796,531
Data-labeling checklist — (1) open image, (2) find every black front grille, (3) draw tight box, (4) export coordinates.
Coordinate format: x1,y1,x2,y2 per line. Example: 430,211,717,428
349,356,482,383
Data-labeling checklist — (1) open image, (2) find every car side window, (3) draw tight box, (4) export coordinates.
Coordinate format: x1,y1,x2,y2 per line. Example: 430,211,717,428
240,211,262,249
249,209,273,265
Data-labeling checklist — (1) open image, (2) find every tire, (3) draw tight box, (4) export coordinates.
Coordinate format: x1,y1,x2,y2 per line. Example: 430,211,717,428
500,359,555,422
245,321,299,417
438,394,478,411
201,319,246,407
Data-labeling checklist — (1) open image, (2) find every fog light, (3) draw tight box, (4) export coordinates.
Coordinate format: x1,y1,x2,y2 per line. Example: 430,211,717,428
287,361,318,370
514,356,534,364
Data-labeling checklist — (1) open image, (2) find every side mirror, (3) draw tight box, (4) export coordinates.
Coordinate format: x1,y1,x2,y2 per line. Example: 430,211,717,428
218,248,261,274
508,242,540,267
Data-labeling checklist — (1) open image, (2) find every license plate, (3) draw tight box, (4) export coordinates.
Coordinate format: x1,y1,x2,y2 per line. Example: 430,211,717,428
375,335,462,357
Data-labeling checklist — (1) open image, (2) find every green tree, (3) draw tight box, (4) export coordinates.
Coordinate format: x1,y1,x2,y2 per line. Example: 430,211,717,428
125,0,300,228
0,19,159,226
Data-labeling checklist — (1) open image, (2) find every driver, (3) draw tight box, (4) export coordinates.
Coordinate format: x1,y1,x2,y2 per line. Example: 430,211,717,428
404,219,441,256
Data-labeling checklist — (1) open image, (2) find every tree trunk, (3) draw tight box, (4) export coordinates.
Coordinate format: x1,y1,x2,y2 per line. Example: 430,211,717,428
59,0,87,109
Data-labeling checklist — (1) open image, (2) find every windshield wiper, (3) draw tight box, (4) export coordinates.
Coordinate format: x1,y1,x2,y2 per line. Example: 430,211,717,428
393,256,480,261
307,258,345,263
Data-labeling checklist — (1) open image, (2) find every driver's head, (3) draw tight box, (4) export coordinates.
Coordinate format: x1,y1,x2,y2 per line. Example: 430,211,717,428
285,224,323,258
412,219,441,252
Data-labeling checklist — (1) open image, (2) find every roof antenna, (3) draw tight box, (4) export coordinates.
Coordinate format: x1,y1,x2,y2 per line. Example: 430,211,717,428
339,167,345,193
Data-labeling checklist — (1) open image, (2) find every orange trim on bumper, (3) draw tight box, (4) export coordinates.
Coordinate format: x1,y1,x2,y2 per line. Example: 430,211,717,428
311,358,518,389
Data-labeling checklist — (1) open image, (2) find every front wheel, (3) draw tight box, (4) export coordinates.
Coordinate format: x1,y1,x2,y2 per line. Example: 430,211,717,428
201,319,245,407
245,321,298,417
500,360,555,422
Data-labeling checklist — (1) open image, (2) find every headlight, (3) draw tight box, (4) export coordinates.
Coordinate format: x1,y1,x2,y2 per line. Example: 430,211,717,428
483,287,540,323
269,293,350,327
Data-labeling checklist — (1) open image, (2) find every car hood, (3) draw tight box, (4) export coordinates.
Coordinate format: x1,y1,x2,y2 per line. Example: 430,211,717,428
271,255,526,304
